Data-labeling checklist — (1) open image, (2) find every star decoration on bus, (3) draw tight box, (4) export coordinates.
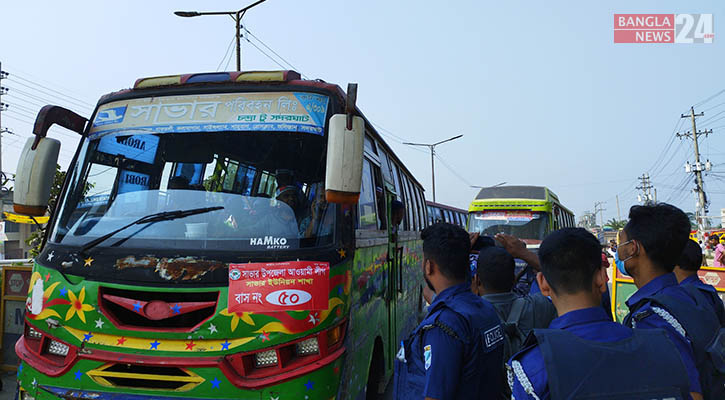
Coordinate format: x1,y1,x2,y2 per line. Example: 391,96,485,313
83,257,94,267
259,331,270,342
185,340,196,350
211,377,221,389
117,337,127,346
171,303,181,314
47,251,54,261
59,287,68,297
31,378,37,386
304,379,314,390
74,370,82,380
94,318,104,329
149,340,160,350
132,301,142,312
221,340,231,351
337,248,346,258
45,273,51,282
208,323,218,334
82,332,93,342
308,312,319,325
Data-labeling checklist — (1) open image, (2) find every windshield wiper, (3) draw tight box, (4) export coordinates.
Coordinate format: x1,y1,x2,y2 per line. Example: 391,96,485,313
78,206,224,255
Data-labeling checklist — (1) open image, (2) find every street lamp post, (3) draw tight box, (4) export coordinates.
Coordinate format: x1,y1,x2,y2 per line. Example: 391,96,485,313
174,0,267,71
403,134,463,203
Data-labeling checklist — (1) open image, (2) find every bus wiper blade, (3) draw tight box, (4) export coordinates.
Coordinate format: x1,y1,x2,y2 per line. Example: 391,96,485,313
78,206,224,256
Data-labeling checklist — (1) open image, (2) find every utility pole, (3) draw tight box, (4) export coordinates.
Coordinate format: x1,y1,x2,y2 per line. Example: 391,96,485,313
678,106,714,240
636,173,655,205
616,195,621,221
594,201,606,228
0,61,7,176
403,134,463,203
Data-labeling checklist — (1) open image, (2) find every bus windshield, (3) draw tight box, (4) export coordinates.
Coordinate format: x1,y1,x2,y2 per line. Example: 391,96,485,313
49,129,335,252
469,210,548,242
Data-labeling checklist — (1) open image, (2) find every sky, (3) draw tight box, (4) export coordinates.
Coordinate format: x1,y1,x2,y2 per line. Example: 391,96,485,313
2,0,725,225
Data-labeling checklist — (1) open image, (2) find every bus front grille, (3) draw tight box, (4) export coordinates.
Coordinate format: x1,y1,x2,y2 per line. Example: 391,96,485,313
87,363,204,391
99,287,218,331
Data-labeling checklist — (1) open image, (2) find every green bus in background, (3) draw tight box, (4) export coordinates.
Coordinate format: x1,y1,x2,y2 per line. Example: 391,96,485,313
13,70,427,399
468,185,575,293
467,185,575,246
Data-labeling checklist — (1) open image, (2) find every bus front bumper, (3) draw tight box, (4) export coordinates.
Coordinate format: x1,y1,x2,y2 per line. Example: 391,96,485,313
16,336,345,400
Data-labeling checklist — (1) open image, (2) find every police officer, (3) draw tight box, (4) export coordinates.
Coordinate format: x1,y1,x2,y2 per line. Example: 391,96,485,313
394,222,504,400
674,239,725,325
619,204,722,400
509,228,691,399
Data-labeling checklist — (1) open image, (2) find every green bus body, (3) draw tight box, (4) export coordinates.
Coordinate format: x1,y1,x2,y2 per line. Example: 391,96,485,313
16,71,425,399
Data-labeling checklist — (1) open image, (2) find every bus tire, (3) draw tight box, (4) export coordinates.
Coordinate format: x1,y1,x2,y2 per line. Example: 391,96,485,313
365,338,384,400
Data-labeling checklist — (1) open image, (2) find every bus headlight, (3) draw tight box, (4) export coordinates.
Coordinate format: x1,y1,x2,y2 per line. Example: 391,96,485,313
26,326,43,340
47,340,70,357
295,337,319,356
254,350,278,368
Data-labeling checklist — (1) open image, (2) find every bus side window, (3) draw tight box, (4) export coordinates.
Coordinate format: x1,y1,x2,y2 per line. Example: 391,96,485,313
371,164,387,230
401,174,414,231
415,188,427,227
358,159,378,230
409,181,422,231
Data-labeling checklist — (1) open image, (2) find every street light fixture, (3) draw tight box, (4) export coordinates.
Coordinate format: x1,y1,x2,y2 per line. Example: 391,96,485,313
403,134,463,203
470,182,507,189
174,0,267,71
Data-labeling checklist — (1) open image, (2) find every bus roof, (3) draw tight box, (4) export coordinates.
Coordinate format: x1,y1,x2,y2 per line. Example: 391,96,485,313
426,200,467,214
94,70,425,191
475,185,551,200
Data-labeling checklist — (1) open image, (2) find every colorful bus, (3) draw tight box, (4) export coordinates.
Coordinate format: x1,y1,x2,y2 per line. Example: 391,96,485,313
467,185,575,245
426,201,467,228
13,70,428,399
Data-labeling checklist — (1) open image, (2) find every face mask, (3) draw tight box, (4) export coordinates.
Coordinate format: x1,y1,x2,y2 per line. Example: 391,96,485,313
615,240,635,276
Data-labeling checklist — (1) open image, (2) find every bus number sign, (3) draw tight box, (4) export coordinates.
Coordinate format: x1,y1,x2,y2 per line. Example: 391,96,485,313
228,261,330,312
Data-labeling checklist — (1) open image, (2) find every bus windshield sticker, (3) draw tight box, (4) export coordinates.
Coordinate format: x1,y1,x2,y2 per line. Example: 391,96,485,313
97,134,160,164
476,210,533,221
228,261,330,313
89,92,329,139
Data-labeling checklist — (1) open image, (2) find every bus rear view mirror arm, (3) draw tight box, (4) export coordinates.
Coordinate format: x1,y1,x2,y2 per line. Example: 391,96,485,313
32,105,87,150
325,83,363,205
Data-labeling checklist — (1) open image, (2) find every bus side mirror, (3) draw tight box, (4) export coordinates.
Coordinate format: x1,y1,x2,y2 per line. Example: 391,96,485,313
325,114,364,204
14,105,85,216
14,137,61,216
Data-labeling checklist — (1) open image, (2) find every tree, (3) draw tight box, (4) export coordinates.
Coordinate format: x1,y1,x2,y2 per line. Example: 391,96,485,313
25,165,67,258
604,218,627,230
685,212,698,231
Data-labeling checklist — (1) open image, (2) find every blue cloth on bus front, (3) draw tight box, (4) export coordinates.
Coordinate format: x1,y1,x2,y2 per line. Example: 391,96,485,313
680,274,725,325
393,283,504,399
623,273,703,395
508,307,690,399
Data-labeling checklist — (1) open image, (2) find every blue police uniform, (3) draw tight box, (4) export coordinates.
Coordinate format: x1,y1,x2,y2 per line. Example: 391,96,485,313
394,283,505,400
623,273,718,397
680,274,725,326
508,307,691,399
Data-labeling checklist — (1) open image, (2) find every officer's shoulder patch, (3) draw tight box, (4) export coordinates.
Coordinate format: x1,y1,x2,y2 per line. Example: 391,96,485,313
423,344,432,370
484,325,504,349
